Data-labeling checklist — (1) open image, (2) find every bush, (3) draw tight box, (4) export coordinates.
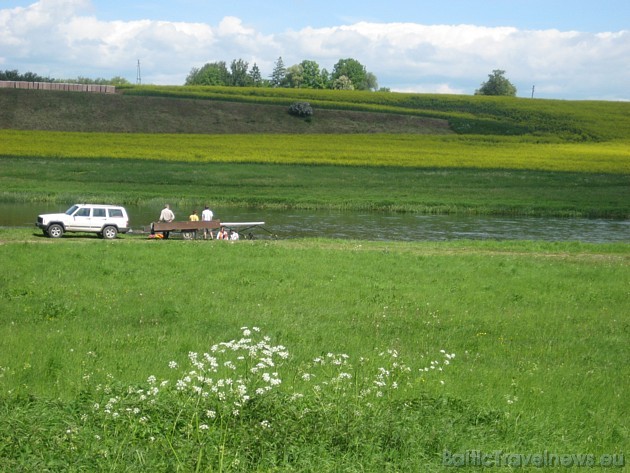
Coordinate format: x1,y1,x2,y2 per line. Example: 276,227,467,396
288,101,313,118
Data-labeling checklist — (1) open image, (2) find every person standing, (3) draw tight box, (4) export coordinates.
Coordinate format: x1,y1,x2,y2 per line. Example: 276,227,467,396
189,210,199,221
201,205,214,240
159,204,175,239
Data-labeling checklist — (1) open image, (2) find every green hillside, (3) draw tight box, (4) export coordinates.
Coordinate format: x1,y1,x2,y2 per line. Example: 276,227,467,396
2,85,629,140
0,88,450,135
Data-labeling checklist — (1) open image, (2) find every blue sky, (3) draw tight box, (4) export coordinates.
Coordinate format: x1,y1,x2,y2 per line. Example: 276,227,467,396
88,0,629,33
1,0,628,99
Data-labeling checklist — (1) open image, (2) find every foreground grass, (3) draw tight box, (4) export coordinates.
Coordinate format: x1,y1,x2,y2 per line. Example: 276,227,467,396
0,233,627,471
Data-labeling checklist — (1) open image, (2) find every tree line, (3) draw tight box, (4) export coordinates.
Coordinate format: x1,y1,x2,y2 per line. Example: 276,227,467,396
2,66,519,96
0,69,131,86
185,57,386,91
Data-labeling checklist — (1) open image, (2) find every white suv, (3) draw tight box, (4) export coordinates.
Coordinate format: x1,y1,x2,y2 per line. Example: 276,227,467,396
36,204,130,239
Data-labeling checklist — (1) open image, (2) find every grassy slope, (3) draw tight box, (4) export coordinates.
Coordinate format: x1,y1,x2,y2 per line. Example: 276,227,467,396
0,88,452,134
3,85,630,140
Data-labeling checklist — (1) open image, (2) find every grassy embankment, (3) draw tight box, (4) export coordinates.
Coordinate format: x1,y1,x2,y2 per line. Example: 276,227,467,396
0,235,628,471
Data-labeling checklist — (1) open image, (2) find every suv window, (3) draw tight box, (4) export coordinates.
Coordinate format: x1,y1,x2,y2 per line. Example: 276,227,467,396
109,208,123,218
76,208,91,217
93,208,106,218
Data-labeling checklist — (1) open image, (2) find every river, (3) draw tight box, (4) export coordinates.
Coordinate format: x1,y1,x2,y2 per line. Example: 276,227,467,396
2,203,628,243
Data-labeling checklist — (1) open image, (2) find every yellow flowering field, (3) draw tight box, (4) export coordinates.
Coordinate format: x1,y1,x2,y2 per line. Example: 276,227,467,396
1,130,628,174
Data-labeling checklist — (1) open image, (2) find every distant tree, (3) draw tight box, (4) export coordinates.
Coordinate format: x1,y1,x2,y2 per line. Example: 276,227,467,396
52,76,130,85
229,59,250,87
332,75,354,90
285,64,304,88
319,68,331,89
270,56,286,88
0,69,53,82
332,58,368,90
185,62,230,86
475,69,517,96
365,72,378,91
249,63,262,87
109,76,131,86
0,69,20,80
300,60,325,89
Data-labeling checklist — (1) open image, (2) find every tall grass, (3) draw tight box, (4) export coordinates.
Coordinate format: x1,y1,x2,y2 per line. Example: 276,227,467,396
1,156,628,217
0,236,627,470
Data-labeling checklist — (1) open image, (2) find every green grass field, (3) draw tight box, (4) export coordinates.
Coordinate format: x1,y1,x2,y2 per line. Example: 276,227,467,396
1,155,628,217
0,234,628,471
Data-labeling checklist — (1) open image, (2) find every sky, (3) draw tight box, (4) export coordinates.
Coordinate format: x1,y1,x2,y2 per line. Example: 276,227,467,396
1,0,628,100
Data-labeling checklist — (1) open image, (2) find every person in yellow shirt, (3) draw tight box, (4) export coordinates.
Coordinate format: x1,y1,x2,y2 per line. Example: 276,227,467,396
189,210,199,221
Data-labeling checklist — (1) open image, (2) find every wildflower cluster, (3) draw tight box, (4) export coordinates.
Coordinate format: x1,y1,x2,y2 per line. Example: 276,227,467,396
92,327,455,445
96,327,290,424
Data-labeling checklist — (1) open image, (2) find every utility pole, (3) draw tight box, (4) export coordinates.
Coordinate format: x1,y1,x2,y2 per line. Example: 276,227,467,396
136,59,141,85
531,85,535,98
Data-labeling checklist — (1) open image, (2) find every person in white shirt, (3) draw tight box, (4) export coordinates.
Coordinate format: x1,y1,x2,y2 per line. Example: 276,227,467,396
230,230,239,241
159,204,175,222
201,205,214,239
157,204,175,239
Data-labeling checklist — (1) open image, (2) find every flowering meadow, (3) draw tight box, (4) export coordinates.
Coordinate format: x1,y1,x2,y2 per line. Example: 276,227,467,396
1,130,628,174
0,237,627,471
1,325,465,471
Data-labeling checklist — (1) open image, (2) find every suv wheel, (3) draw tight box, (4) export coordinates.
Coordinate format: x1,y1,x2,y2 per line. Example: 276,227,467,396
48,224,64,238
102,226,118,239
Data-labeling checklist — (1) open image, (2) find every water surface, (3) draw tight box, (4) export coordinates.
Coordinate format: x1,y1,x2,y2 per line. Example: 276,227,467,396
3,203,628,243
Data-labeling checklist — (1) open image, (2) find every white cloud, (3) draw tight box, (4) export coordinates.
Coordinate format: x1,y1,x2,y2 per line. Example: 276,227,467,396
0,0,628,99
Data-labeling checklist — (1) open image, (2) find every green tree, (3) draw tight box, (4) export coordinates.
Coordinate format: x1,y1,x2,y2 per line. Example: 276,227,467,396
270,56,286,88
300,60,325,89
109,76,131,86
229,59,250,87
285,64,304,88
365,72,378,91
320,68,331,89
185,62,229,86
249,63,263,87
0,69,53,82
332,58,368,90
475,69,517,96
